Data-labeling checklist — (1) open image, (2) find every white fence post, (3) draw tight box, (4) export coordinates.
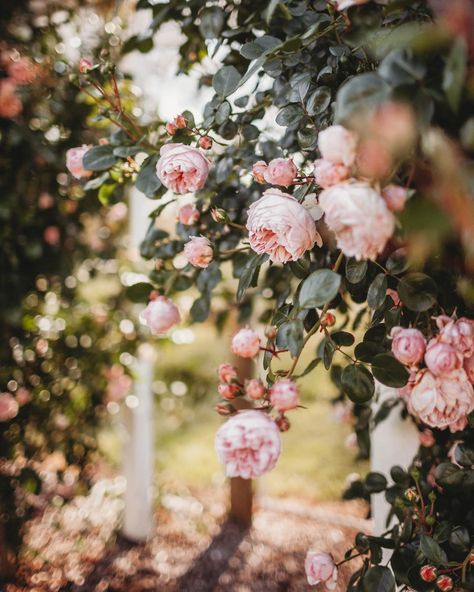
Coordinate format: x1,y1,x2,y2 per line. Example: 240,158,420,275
122,343,155,542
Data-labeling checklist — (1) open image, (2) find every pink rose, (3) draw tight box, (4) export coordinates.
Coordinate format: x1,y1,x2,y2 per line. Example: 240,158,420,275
245,378,266,400
183,236,213,268
252,161,268,183
156,143,210,194
105,365,132,402
7,57,40,85
438,316,474,358
391,327,426,367
0,393,19,421
140,295,180,334
356,138,392,179
231,328,261,358
0,79,22,118
408,369,474,432
424,339,462,376
318,125,357,167
246,188,321,264
368,102,416,153
319,181,395,261
382,184,408,212
215,410,281,478
199,135,213,150
263,158,297,187
178,203,200,225
386,288,401,307
218,363,238,384
419,429,436,448
464,355,474,383
305,550,338,589
218,383,240,400
15,387,31,406
66,145,93,179
269,379,300,412
313,159,350,188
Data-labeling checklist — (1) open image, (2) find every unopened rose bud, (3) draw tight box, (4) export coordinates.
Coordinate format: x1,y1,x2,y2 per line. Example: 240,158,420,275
436,575,454,591
245,378,266,400
420,565,438,583
175,114,187,129
166,122,177,135
321,312,336,327
215,403,235,416
199,135,213,150
211,208,229,224
425,515,436,526
275,414,291,432
79,58,93,73
149,290,159,301
404,487,418,502
218,383,240,400
218,363,238,384
265,326,278,340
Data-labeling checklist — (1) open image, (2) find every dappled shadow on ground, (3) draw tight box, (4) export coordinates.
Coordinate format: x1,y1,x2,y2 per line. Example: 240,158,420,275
9,494,370,592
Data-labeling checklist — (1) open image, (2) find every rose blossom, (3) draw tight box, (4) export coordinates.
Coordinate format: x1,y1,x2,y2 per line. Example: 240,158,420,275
356,138,392,179
263,158,297,187
252,161,268,183
218,383,240,400
270,379,300,412
231,328,261,358
437,316,474,358
424,339,462,376
419,429,436,448
386,288,401,307
8,57,40,85
178,203,200,225
318,125,357,167
218,363,238,384
391,327,426,367
420,565,438,583
156,143,210,194
183,236,213,268
246,188,320,264
408,369,474,432
245,378,266,400
66,145,93,179
0,393,19,421
15,387,31,406
199,135,212,150
140,295,180,334
0,79,22,118
382,184,408,213
215,410,281,478
464,355,474,382
313,159,350,188
305,550,338,589
319,181,395,261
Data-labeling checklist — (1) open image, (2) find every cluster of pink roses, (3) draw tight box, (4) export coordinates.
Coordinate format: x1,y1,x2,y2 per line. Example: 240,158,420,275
0,51,41,118
392,315,474,432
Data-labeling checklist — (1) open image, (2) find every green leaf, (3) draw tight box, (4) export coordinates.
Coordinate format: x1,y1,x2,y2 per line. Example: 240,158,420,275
240,35,281,60
306,86,332,116
198,6,225,39
294,357,320,378
363,566,395,592
443,38,467,112
83,145,118,171
449,527,470,553
236,253,267,302
435,463,464,488
135,154,163,198
419,535,448,566
83,172,109,190
264,0,280,24
213,66,242,98
398,272,437,312
278,319,304,357
345,259,367,284
342,364,375,403
299,270,341,309
331,331,355,347
98,182,117,205
378,49,426,86
367,273,388,310
275,104,304,127
365,472,388,493
371,353,409,388
355,341,384,363
335,73,391,123
126,282,154,303
190,295,210,322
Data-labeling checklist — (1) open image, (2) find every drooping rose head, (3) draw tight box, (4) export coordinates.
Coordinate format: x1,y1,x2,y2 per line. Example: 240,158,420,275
246,188,320,264
178,203,200,226
319,181,395,261
156,143,210,194
215,410,281,478
408,369,474,432
270,379,299,412
318,125,357,167
438,316,474,358
252,160,268,184
183,236,213,268
313,159,350,189
218,363,238,384
305,550,338,589
382,184,408,212
0,80,22,118
140,295,180,335
263,158,297,187
231,328,261,358
391,327,426,367
245,378,266,400
0,393,19,422
66,145,93,179
424,339,462,376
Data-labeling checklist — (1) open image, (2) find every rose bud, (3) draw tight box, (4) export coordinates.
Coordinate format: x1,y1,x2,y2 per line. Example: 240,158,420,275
313,158,350,189
218,383,240,400
245,378,266,400
218,363,238,384
386,288,401,307
215,403,235,416
175,114,187,128
211,208,229,223
305,550,338,589
166,121,177,135
275,414,291,432
270,379,299,412
252,160,268,184
436,575,454,591
404,487,418,502
265,326,278,340
66,145,93,179
79,58,93,73
140,295,180,335
183,236,213,268
390,327,426,367
177,203,199,226
263,158,297,188
199,135,213,150
420,565,438,583
231,328,261,358
321,312,336,327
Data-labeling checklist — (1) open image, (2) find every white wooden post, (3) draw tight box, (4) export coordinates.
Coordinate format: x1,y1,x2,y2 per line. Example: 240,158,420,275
122,343,155,541
371,383,419,540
